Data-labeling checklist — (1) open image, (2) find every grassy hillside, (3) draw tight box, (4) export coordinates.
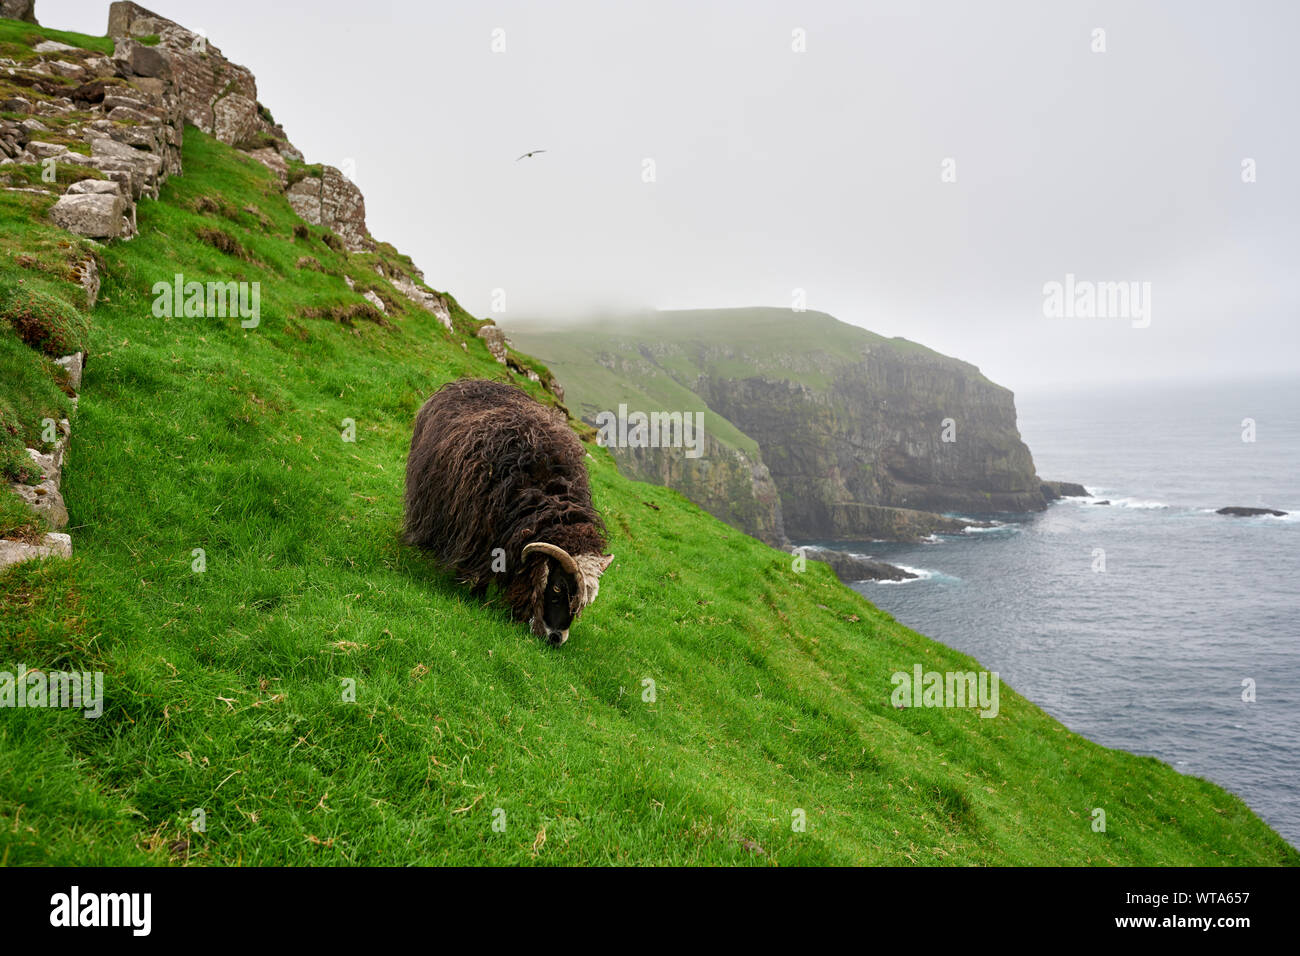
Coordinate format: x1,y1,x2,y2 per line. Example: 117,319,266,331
0,125,1295,866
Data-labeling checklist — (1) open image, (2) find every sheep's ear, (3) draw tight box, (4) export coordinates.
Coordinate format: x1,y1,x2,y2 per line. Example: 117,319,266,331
597,554,613,573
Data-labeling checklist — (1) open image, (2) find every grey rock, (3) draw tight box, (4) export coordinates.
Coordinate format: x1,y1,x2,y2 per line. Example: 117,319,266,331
66,178,122,196
284,165,371,251
55,351,86,389
34,41,80,54
49,191,125,238
112,38,170,79
476,324,509,364
12,480,68,530
0,534,73,572
25,141,68,159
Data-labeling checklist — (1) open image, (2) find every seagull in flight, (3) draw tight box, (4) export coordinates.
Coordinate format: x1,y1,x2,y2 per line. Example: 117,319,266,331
516,149,547,161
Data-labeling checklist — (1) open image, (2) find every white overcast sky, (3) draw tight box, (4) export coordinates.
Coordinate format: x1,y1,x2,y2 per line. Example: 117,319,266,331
47,0,1300,389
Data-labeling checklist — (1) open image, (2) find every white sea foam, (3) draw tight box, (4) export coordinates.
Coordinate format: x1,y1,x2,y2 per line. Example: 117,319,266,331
1108,497,1170,510
965,521,1018,534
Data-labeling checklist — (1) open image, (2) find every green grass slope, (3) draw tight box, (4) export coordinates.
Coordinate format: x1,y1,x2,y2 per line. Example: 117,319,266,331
0,128,1295,866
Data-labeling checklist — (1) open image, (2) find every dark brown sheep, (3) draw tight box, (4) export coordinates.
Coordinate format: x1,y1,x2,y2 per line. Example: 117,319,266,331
404,379,612,645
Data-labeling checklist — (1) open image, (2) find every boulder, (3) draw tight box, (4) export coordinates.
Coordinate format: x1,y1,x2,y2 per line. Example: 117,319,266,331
212,92,259,145
1217,506,1287,517
66,178,122,196
112,38,170,79
73,257,100,307
476,324,509,364
0,534,73,572
12,479,68,529
248,146,287,183
48,191,124,238
285,166,371,251
55,351,86,390
25,141,68,159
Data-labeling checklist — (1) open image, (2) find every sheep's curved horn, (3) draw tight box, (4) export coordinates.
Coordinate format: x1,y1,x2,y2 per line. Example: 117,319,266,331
522,542,581,580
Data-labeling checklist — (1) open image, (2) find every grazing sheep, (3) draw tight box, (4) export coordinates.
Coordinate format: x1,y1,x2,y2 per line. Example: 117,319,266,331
404,379,613,645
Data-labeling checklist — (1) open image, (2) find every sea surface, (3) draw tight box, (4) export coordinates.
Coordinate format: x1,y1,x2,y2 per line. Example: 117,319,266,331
825,377,1300,849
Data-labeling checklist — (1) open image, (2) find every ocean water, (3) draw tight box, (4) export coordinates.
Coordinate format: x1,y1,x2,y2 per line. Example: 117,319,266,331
831,377,1300,848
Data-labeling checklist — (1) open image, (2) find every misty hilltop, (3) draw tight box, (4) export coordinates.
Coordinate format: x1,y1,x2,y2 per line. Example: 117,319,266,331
510,308,1076,546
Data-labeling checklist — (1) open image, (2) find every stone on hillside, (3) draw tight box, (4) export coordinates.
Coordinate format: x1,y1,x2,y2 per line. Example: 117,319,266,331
33,40,79,54
107,105,158,126
0,96,32,113
390,274,453,331
25,141,68,159
213,92,260,145
73,258,100,307
49,191,124,238
26,443,65,485
46,61,86,80
12,479,68,530
112,38,170,79
248,146,287,183
362,290,386,313
102,93,151,112
20,117,49,133
477,325,509,364
0,534,73,572
66,178,122,196
55,351,87,389
285,166,372,252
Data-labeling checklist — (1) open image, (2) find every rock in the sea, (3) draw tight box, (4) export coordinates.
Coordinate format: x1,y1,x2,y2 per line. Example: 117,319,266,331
1042,480,1089,499
801,547,917,583
1217,506,1287,517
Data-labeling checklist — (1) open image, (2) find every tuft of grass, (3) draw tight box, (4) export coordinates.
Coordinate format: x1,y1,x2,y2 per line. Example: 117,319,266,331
0,126,1294,867
0,19,115,57
1,281,88,357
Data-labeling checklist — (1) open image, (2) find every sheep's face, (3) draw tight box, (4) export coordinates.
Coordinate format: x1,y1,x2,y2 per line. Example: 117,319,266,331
540,558,579,646
526,550,614,646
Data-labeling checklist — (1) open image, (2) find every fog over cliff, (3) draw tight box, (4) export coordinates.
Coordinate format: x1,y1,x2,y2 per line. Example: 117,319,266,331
50,0,1300,390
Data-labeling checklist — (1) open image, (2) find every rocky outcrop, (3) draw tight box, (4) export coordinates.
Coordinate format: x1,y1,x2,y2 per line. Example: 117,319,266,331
800,546,917,583
106,2,297,154
286,166,373,252
1217,506,1288,518
1042,480,1089,499
1,0,37,24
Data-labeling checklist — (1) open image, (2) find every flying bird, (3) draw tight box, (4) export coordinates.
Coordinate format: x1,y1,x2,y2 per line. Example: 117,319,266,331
516,149,547,161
